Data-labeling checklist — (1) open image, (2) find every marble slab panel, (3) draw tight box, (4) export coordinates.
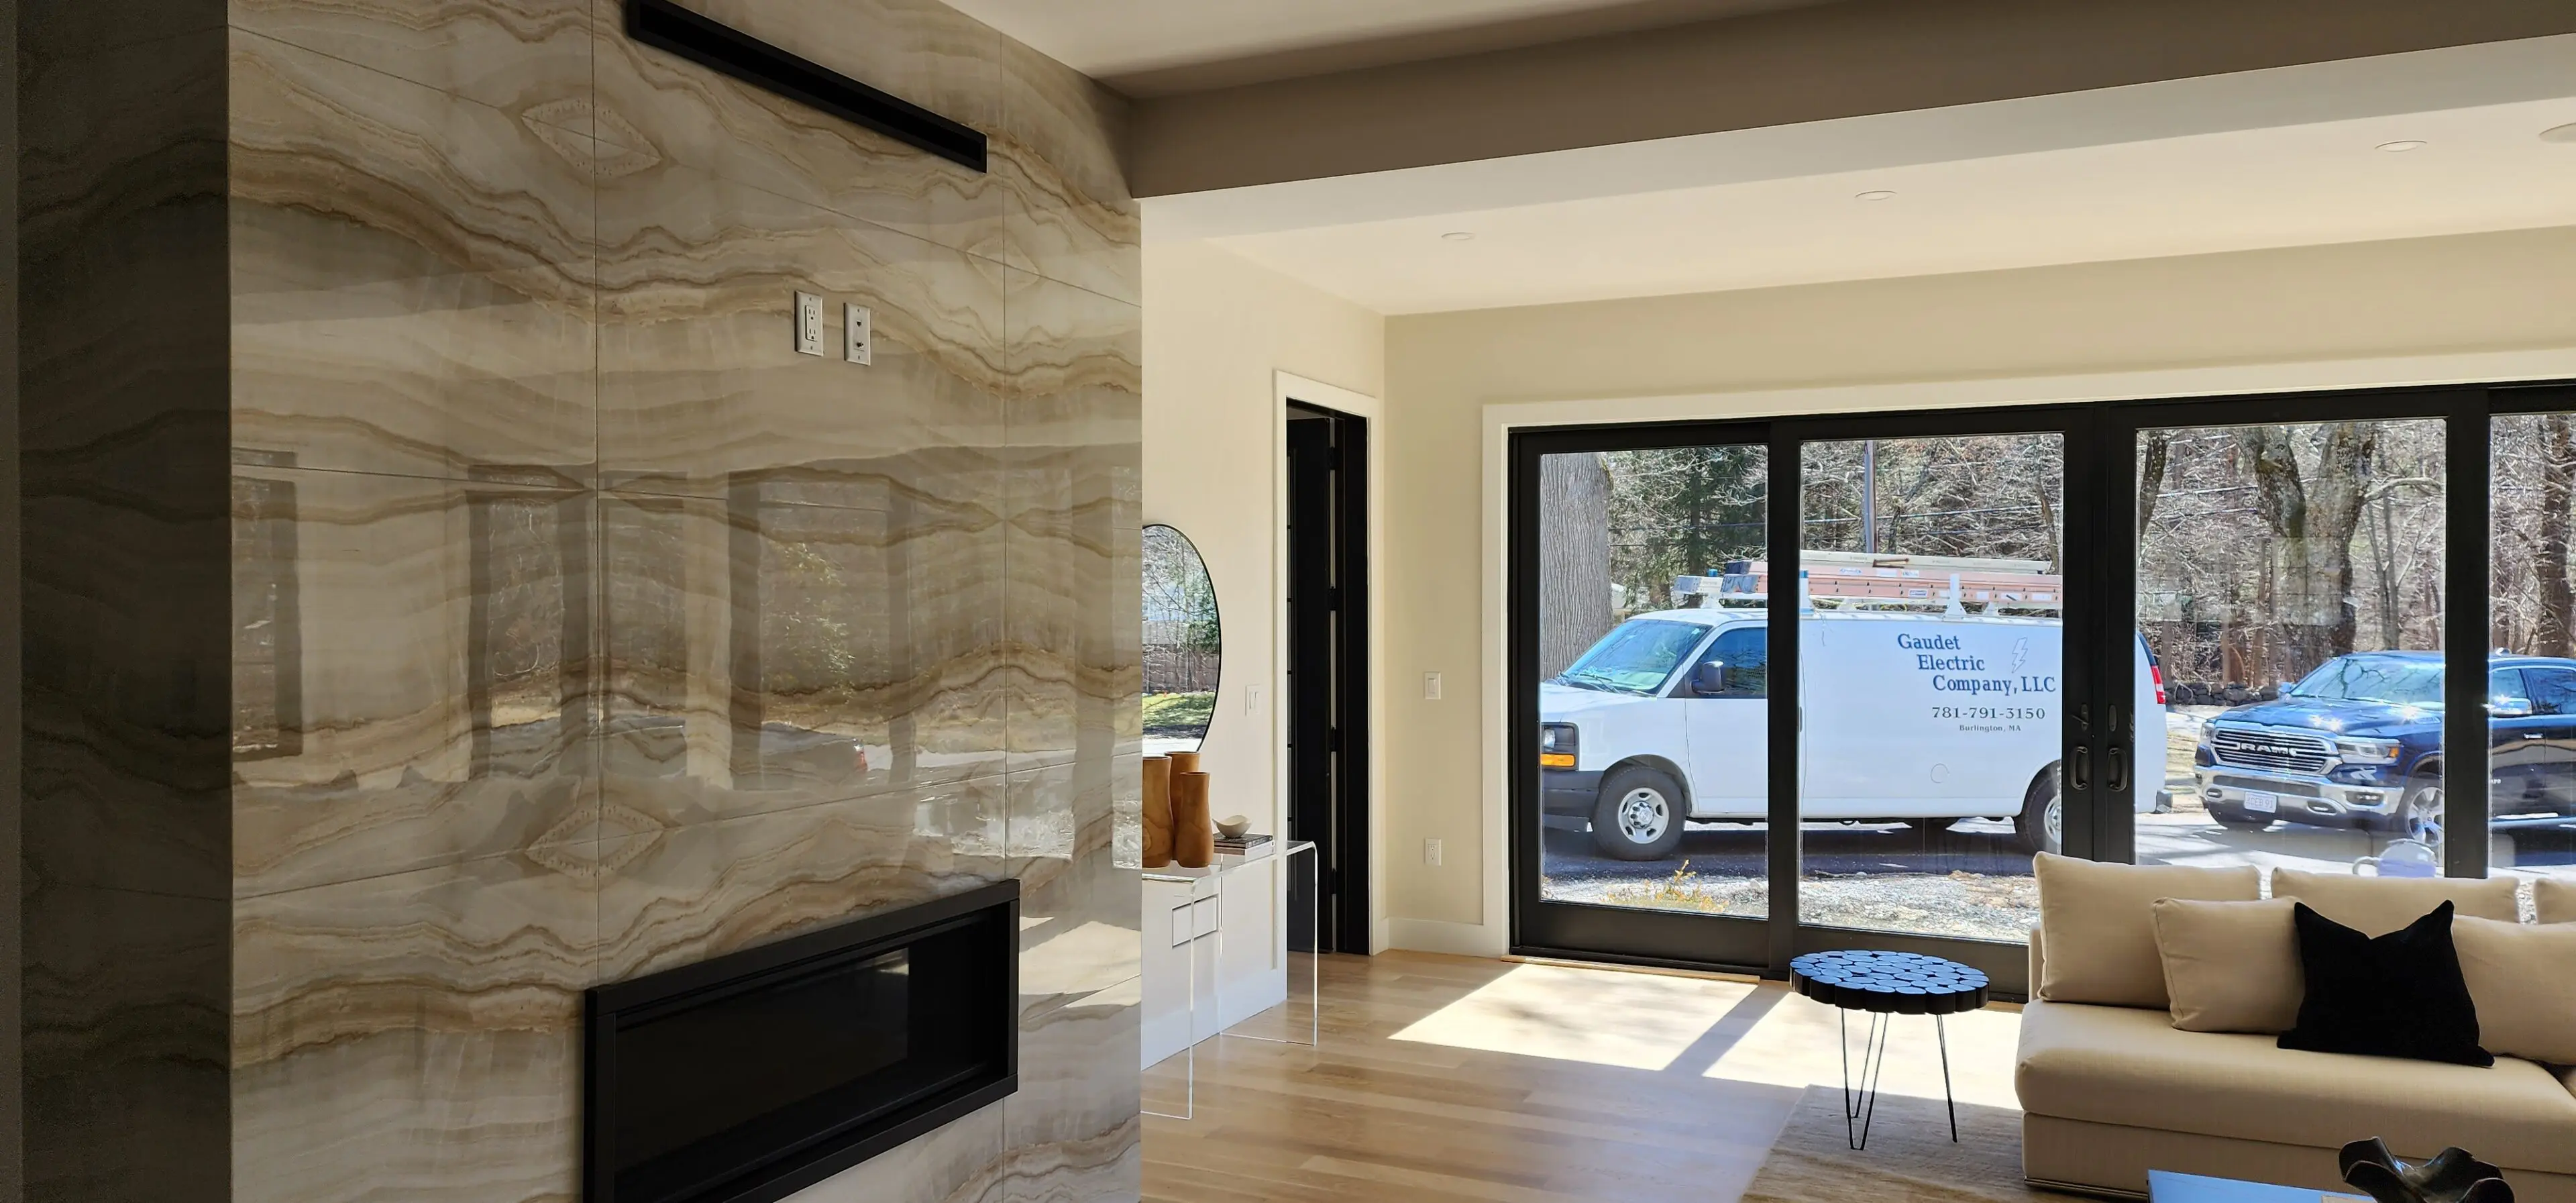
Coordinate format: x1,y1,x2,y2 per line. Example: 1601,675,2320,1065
1008,761,1140,1021
596,159,1008,503
231,468,598,898
1003,271,1143,776
599,488,1005,830
593,781,1008,984
23,485,233,900
993,36,1140,306
231,851,598,1203
229,0,594,133
231,30,598,482
780,1102,1006,1203
1001,977,1142,1203
21,28,235,900
23,0,226,64
592,3,1005,261
22,884,230,1203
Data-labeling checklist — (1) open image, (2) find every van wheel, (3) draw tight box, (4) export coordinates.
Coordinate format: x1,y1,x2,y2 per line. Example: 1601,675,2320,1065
1592,766,1686,861
2016,766,2063,856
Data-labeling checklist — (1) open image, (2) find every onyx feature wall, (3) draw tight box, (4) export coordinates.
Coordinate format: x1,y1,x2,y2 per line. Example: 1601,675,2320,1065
19,2,1141,1201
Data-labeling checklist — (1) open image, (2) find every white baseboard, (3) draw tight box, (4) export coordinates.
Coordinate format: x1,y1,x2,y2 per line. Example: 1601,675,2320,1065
1383,917,1508,958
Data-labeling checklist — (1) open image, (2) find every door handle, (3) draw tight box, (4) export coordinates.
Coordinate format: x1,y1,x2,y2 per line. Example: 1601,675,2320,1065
2072,745,2091,791
2106,743,2129,794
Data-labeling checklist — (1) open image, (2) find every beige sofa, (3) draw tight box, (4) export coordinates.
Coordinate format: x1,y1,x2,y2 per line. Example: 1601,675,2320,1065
2016,876,2576,1201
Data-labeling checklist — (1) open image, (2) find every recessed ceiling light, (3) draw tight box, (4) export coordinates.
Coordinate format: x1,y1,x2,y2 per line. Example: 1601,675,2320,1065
1441,231,1475,242
1855,189,1897,202
2544,122,2576,144
2375,140,2428,152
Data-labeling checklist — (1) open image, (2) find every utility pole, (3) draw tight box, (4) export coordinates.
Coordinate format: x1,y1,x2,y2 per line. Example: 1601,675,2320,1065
1861,439,1878,554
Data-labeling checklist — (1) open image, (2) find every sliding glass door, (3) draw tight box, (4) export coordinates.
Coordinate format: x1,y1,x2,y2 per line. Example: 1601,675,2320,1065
2125,411,2450,876
1511,381,2572,988
1513,425,1774,969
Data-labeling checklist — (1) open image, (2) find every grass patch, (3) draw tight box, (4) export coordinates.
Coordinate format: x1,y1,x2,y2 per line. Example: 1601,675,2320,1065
1599,861,1741,914
1143,690,1216,735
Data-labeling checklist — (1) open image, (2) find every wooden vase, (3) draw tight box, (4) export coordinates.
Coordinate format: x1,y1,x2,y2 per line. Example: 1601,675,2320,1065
1169,751,1201,776
1141,757,1173,868
1173,772,1214,868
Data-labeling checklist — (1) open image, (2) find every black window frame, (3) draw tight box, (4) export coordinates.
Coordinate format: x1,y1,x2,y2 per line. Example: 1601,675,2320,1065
1507,379,2576,991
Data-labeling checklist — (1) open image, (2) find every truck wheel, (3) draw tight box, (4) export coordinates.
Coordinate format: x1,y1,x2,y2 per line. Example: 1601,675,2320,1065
1592,766,1686,861
2015,766,2063,856
2397,774,2444,844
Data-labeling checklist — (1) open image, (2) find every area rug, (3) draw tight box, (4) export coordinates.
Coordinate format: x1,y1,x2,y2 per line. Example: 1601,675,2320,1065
1742,1086,2086,1202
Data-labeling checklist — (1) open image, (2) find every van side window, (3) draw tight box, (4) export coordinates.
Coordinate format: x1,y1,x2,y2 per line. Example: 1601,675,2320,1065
2524,667,2576,716
2492,667,2534,713
1695,627,1767,698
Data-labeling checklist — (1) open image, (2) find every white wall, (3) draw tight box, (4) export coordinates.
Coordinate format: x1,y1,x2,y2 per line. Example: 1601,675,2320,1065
1376,225,2576,951
1141,239,1385,885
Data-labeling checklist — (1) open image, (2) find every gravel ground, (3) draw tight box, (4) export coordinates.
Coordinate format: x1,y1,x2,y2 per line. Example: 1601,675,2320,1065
1541,802,2576,940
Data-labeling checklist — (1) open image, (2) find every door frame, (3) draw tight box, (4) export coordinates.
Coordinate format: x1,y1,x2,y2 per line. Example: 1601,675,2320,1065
1485,353,2576,991
1275,372,1388,952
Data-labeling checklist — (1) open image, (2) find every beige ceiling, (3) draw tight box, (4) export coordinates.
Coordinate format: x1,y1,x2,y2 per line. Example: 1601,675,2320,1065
1210,100,2576,314
1144,36,2576,314
946,0,1830,95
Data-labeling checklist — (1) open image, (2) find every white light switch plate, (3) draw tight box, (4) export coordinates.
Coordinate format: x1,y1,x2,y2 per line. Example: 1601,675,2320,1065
844,303,873,365
1423,672,1444,700
1244,685,1260,715
1424,838,1442,866
794,292,825,356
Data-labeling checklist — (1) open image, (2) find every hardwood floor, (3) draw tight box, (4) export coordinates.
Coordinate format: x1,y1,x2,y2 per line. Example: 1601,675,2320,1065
1142,951,2024,1203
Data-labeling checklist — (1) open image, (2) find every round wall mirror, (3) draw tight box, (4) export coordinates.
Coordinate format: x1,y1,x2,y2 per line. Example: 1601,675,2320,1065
1142,524,1221,755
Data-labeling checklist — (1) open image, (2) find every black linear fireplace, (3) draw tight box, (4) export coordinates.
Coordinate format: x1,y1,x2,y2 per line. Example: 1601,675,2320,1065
584,882,1018,1203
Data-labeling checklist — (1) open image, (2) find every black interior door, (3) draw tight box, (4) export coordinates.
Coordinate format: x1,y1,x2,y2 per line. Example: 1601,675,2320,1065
1286,402,1368,955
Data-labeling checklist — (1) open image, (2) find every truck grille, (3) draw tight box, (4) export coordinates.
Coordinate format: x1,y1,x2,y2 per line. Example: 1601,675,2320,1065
2210,727,2333,775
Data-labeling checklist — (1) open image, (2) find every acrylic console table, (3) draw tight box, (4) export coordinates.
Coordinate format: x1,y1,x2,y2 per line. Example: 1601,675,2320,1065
1140,839,1319,1120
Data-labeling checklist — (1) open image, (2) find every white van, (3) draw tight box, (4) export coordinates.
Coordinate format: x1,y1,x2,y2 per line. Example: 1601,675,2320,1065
1538,607,2165,859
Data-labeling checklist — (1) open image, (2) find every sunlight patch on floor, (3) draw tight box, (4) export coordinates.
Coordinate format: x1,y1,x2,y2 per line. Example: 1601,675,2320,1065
1389,961,1760,1070
1703,990,2023,1110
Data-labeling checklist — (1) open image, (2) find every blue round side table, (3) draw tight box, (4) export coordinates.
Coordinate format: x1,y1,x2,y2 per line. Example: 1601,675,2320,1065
1790,949,1989,1151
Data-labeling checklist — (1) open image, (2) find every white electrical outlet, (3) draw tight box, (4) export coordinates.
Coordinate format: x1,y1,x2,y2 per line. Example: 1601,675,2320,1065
793,292,825,356
1423,671,1444,700
1424,838,1442,866
844,303,873,365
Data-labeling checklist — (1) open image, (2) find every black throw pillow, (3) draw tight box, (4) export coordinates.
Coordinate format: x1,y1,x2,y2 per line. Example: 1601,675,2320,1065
2277,900,2491,1067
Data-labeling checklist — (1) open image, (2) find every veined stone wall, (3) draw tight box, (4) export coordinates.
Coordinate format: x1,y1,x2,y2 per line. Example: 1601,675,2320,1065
19,3,1141,1200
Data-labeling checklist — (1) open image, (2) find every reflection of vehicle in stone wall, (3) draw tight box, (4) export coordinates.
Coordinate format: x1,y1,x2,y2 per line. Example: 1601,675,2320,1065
1540,584,2164,860
2193,651,2576,842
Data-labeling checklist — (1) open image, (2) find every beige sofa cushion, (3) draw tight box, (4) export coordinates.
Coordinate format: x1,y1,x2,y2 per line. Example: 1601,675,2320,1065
2453,915,2576,1065
2035,853,2259,1008
2269,868,2519,935
2152,898,2301,1035
2016,999,2576,1174
2540,876,2576,925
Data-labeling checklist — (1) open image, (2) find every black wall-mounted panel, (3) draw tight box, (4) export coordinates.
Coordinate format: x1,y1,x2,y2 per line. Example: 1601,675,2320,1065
625,0,988,172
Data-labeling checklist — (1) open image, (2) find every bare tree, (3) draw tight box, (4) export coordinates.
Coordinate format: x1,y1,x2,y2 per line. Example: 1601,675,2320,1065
2236,422,2375,682
2536,413,2576,656
1538,453,1614,677
2137,431,2171,538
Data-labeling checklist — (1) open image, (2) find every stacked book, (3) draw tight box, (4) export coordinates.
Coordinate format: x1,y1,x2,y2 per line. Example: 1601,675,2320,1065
1214,833,1273,859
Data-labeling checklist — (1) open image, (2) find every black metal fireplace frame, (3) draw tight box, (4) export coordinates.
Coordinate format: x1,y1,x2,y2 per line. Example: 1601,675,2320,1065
584,880,1020,1203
